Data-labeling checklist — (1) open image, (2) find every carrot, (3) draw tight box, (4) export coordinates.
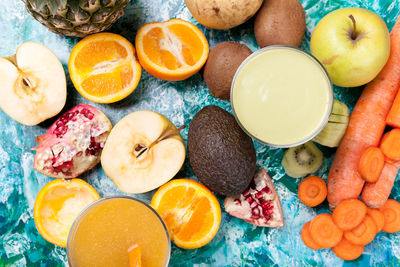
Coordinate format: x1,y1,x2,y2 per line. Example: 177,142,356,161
332,237,364,261
344,215,377,246
367,208,385,233
298,176,327,207
387,84,400,127
309,214,343,248
301,221,321,250
358,147,384,183
380,129,400,160
332,199,367,231
327,17,400,208
361,161,400,208
380,199,400,233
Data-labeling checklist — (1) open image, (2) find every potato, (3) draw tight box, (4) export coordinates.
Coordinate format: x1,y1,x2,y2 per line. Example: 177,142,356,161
254,0,306,48
185,0,263,30
204,42,252,100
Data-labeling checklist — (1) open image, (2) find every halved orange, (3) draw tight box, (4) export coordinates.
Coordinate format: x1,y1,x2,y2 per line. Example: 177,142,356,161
151,179,221,249
135,19,209,81
69,32,142,103
128,244,142,267
33,179,100,247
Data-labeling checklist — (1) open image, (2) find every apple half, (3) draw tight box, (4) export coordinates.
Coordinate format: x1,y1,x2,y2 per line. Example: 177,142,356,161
101,111,186,194
0,42,67,126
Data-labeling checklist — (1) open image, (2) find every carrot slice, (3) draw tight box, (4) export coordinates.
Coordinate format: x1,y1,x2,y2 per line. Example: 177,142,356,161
332,199,367,231
327,17,400,208
301,221,322,250
380,199,400,233
298,176,327,207
367,208,385,233
309,214,343,248
332,237,364,261
380,129,400,160
344,215,376,245
358,147,384,183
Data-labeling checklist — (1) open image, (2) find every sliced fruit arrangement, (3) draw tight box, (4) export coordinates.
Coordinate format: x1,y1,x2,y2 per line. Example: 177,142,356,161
313,100,349,148
33,104,112,179
69,32,142,103
151,179,221,249
0,42,66,126
34,178,100,247
224,169,284,227
281,141,323,178
135,19,209,81
22,0,131,37
301,198,400,260
101,110,185,194
188,105,256,196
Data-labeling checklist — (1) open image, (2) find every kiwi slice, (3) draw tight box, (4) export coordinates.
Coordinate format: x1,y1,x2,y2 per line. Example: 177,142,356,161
314,100,350,148
281,141,323,178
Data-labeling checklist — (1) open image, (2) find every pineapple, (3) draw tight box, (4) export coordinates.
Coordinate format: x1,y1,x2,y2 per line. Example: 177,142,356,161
22,0,131,37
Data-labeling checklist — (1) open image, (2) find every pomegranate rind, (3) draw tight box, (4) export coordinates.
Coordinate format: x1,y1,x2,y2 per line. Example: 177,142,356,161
224,169,284,227
32,104,112,179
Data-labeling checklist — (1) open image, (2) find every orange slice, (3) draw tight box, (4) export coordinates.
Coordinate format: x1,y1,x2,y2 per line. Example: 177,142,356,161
151,179,221,249
33,179,100,247
69,33,142,103
135,19,209,81
128,244,142,267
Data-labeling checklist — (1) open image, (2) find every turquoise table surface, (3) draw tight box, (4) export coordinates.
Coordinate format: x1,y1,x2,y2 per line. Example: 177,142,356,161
1,0,400,266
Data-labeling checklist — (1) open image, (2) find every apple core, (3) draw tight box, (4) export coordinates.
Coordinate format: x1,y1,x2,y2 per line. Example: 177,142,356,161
231,46,333,147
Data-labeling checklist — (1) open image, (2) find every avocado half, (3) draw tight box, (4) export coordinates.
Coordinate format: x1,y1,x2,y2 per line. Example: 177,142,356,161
188,105,256,196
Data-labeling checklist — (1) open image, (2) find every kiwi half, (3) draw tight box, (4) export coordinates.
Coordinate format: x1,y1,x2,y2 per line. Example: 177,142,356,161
281,141,323,178
313,100,350,148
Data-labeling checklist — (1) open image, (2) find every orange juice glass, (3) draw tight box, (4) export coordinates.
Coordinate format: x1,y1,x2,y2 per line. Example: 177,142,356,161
67,196,170,267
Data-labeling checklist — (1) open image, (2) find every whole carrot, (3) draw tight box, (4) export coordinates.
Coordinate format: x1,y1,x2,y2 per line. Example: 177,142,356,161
327,17,400,208
361,161,400,208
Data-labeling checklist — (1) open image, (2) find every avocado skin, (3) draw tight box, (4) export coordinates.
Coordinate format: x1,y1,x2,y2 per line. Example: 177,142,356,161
188,105,256,196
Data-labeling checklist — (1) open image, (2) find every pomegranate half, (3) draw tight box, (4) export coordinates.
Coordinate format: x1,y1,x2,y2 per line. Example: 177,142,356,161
33,104,112,179
224,169,284,227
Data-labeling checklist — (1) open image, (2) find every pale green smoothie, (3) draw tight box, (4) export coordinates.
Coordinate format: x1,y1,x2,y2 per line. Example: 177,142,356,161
232,47,333,147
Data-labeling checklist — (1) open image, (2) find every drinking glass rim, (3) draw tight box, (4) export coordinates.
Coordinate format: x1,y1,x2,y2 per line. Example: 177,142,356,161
230,45,334,148
66,195,171,267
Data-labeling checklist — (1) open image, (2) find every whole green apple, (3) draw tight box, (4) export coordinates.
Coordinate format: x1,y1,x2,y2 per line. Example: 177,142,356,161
310,7,390,87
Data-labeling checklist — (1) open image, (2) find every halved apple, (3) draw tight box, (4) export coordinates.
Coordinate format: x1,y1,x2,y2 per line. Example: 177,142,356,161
101,111,186,194
0,42,66,126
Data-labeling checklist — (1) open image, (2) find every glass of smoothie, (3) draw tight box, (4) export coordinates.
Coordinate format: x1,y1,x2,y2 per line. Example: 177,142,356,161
67,196,170,267
231,46,333,148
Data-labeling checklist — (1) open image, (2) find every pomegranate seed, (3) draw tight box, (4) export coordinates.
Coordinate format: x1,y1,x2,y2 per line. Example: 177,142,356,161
255,191,264,199
250,202,258,208
264,214,272,221
243,189,250,197
246,197,254,204
252,207,260,216
262,186,270,193
234,199,241,206
261,202,273,211
86,112,94,120
56,121,64,127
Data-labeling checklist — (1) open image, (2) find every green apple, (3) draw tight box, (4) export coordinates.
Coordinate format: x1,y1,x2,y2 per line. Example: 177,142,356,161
310,7,390,87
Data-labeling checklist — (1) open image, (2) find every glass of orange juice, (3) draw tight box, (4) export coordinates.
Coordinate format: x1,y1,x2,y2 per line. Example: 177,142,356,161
67,196,170,267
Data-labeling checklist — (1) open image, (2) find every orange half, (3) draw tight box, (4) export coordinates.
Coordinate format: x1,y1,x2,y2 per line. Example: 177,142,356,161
135,19,209,81
69,33,142,103
33,179,100,247
151,179,221,249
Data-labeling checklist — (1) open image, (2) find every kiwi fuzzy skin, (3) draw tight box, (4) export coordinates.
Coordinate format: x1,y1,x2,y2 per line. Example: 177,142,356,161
204,42,252,100
254,0,306,48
